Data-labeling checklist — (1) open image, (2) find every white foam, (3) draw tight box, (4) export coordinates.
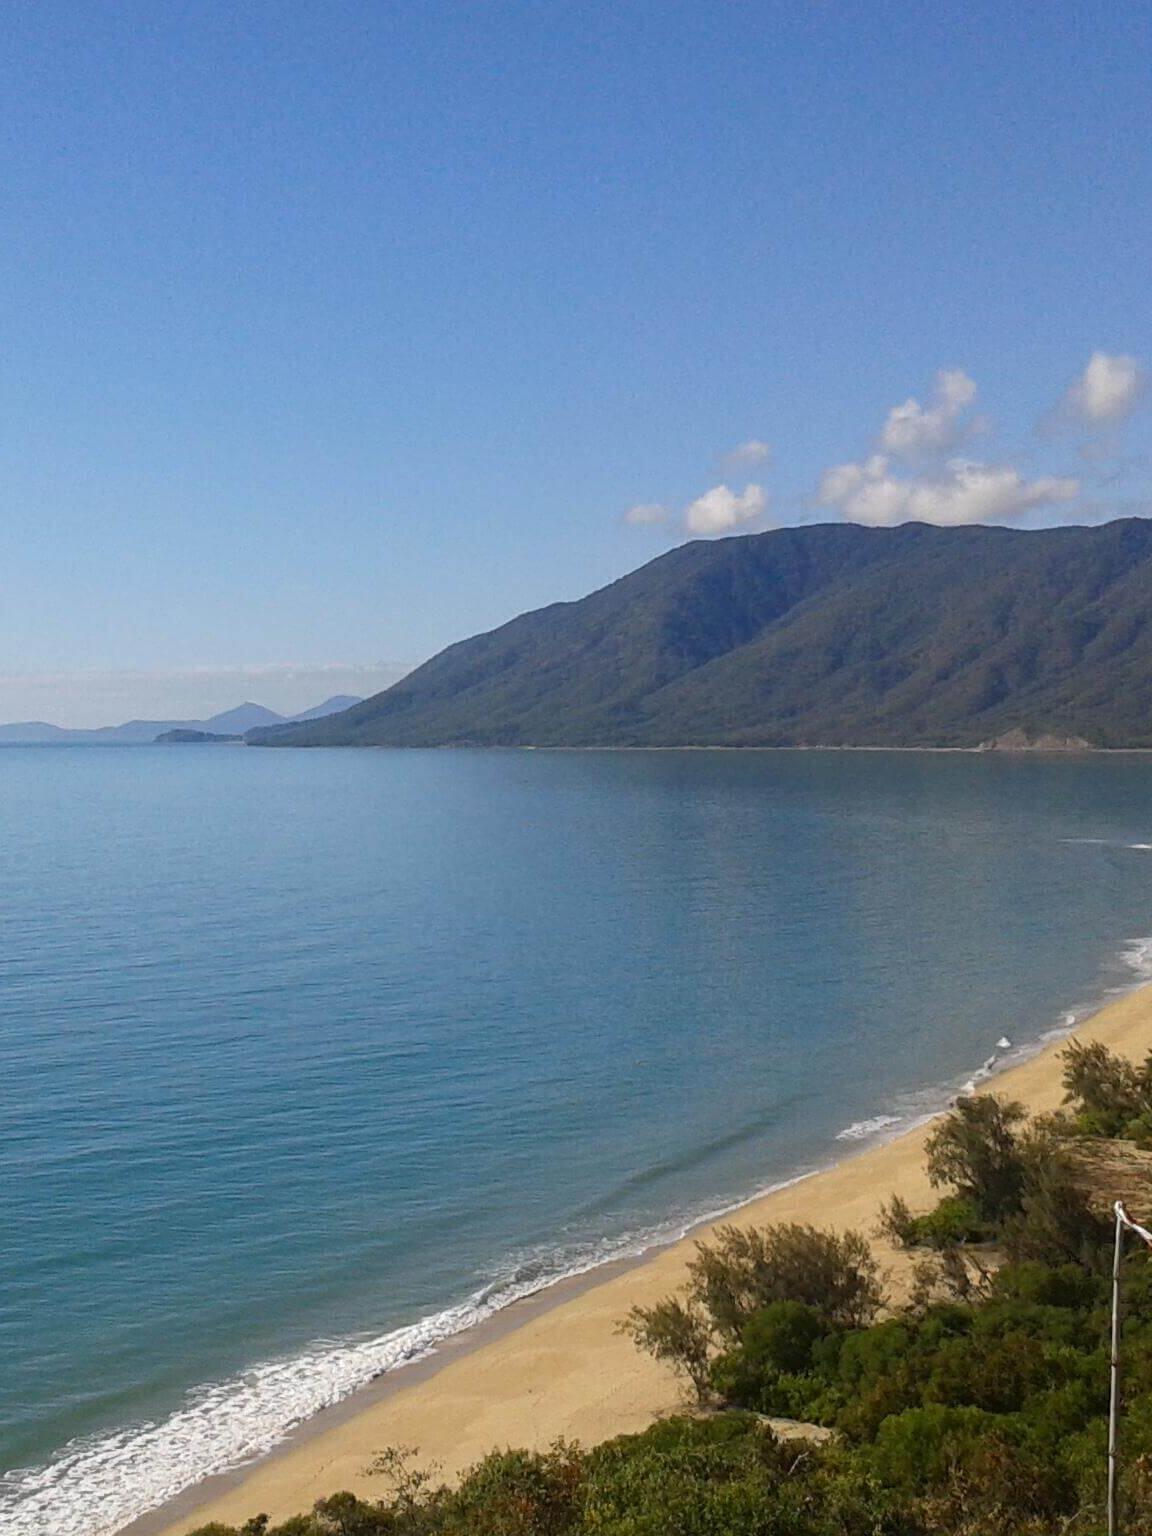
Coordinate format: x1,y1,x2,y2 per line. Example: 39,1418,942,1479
837,1033,1024,1148
1122,937,1152,982
1060,837,1152,852
1031,1012,1077,1045
835,1114,901,1141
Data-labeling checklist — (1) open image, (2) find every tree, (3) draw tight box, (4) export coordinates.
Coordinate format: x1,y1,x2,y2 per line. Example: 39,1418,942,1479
1002,1142,1112,1269
1060,1040,1152,1141
924,1096,1028,1223
617,1296,714,1401
620,1223,882,1398
684,1222,883,1339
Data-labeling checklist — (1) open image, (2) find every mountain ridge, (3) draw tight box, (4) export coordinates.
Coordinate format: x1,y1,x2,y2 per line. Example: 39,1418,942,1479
0,695,363,745
249,519,1152,750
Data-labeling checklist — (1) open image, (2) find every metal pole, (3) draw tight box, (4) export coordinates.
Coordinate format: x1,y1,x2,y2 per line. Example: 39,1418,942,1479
1109,1201,1127,1536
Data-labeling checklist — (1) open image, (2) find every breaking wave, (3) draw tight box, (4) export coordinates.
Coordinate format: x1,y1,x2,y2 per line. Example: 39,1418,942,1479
836,1114,902,1141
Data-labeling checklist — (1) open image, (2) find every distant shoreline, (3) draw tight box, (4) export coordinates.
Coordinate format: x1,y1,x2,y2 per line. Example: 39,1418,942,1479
270,741,1152,753
7,738,1152,753
123,981,1152,1536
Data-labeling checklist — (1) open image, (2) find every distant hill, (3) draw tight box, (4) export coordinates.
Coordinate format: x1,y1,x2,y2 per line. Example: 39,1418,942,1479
0,695,363,745
0,717,195,745
200,702,286,734
283,694,364,723
249,520,1152,750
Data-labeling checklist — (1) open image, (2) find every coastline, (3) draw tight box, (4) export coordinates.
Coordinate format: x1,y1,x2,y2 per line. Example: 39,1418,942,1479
122,980,1152,1536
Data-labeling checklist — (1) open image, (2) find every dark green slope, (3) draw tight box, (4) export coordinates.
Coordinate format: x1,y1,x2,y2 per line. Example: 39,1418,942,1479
251,519,1152,748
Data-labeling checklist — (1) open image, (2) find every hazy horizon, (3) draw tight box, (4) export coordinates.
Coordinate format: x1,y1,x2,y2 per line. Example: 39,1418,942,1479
0,663,411,729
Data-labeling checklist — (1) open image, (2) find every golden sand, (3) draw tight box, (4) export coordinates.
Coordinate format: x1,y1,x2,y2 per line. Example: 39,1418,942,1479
132,983,1152,1536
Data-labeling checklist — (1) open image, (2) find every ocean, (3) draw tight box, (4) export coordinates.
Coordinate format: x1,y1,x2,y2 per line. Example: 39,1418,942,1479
3,745,1152,1535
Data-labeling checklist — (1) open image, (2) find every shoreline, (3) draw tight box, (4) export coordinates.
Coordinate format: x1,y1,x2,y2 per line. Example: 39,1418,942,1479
261,742,1152,753
119,979,1152,1536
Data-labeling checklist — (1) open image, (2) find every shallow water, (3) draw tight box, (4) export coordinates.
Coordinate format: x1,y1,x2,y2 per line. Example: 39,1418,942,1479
2,747,1152,1533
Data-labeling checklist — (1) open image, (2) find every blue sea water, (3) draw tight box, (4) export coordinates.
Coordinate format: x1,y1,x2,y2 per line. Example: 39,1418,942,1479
3,746,1152,1534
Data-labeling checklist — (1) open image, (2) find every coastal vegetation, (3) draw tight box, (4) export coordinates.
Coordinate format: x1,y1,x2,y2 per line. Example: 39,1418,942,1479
251,519,1152,750
188,1040,1152,1536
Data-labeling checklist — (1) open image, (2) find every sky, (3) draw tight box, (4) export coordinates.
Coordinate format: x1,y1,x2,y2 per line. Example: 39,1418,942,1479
1,1,1149,724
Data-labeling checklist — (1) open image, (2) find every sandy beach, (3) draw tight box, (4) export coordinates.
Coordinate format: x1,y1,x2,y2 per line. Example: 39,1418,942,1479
125,982,1152,1536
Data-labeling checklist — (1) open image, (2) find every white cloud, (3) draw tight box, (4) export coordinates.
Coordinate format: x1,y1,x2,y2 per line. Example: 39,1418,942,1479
817,454,890,506
623,502,670,525
724,438,772,468
1064,351,1146,424
818,455,1079,527
879,368,977,458
684,483,770,536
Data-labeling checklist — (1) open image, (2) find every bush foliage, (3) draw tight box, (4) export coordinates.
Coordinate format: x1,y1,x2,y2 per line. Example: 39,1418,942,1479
1056,1039,1152,1145
619,1221,883,1401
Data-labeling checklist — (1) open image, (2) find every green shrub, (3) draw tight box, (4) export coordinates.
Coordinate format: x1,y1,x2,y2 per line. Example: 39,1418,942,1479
1002,1146,1113,1270
866,1403,1005,1489
1061,1040,1148,1137
925,1096,1028,1223
709,1302,832,1415
916,1196,987,1249
438,1444,584,1535
879,1193,988,1250
990,1260,1102,1311
685,1222,884,1340
737,1301,829,1373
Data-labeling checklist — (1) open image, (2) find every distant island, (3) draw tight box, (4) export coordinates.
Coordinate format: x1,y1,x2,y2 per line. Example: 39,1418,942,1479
155,728,243,744
249,519,1152,750
0,695,362,746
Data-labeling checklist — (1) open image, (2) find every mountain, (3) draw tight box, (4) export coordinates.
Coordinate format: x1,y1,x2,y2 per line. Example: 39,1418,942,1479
250,519,1152,750
0,695,363,745
285,694,364,722
201,702,286,734
0,718,192,745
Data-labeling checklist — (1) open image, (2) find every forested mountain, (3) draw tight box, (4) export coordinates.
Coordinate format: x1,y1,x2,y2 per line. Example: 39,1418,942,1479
251,520,1152,749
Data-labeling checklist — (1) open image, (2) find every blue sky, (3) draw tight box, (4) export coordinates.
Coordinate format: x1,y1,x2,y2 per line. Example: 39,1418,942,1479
2,1,1149,722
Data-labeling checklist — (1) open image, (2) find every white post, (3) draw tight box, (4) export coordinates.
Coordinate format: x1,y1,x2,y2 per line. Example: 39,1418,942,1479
1110,1201,1127,1536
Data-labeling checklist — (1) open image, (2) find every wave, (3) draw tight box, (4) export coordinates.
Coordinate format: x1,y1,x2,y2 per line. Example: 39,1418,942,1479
1036,1010,1079,1044
1122,936,1152,982
834,1039,1026,1145
835,1114,901,1141
1061,838,1152,852
834,1011,1081,1146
